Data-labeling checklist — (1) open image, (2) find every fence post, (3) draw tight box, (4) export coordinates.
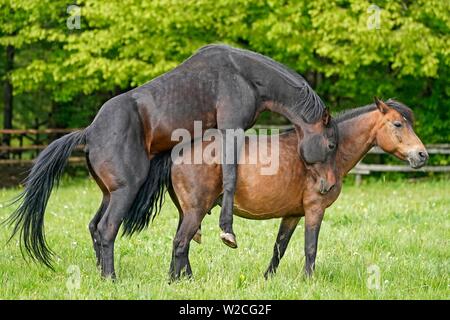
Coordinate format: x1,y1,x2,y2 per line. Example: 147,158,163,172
19,134,23,160
34,118,40,158
355,174,362,186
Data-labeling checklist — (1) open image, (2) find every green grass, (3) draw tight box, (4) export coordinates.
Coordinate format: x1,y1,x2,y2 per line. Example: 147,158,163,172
0,176,448,299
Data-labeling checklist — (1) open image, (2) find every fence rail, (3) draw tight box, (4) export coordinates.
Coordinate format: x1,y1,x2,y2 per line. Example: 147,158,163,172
0,128,82,165
350,144,450,185
1,128,449,179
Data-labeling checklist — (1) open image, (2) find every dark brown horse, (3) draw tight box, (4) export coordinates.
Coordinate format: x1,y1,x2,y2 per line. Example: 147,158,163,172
166,98,428,280
6,44,336,278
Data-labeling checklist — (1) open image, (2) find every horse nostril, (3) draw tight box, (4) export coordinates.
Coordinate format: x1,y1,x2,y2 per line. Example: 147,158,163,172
319,181,335,194
328,143,335,150
418,151,428,160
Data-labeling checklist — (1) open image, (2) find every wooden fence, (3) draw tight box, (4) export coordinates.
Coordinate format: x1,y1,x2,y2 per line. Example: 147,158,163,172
1,128,449,182
349,144,450,185
0,128,84,165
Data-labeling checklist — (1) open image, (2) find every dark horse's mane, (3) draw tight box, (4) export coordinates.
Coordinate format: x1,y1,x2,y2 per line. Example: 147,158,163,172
199,44,326,124
336,99,414,125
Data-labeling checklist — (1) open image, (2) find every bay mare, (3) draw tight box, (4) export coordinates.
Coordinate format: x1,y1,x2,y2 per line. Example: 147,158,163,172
166,98,428,280
6,44,337,279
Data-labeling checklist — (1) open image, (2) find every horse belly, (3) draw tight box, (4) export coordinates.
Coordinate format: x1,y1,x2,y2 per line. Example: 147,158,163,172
233,162,304,219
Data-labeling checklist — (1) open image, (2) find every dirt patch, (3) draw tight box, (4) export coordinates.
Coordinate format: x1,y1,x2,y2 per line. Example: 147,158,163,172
0,164,31,188
0,164,89,188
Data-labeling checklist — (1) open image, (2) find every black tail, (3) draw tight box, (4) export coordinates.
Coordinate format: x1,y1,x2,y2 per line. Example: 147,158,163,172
4,130,87,268
122,151,172,237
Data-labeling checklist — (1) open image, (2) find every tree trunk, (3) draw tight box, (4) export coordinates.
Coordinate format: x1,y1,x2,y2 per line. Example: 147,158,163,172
3,45,15,146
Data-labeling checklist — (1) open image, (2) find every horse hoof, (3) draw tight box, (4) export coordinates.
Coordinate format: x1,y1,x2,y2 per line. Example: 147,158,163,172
193,229,202,244
220,232,237,248
101,273,117,281
264,269,275,280
168,275,179,284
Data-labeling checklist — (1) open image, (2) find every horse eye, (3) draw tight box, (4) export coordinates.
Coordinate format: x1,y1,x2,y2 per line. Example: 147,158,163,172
393,121,402,128
328,143,335,150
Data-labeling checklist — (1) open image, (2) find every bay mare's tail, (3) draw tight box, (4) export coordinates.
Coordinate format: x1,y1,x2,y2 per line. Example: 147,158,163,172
122,151,172,237
5,130,87,268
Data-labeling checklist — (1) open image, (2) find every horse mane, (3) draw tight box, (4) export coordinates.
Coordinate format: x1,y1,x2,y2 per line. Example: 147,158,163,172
198,44,326,124
291,85,326,124
232,46,326,124
336,99,415,125
278,117,338,137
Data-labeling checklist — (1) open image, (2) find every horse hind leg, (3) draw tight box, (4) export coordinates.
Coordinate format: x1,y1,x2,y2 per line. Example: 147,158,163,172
169,185,203,245
97,184,143,278
192,209,214,244
168,157,222,281
167,185,184,275
86,155,110,267
170,209,206,281
89,196,109,267
86,97,154,279
88,150,149,279
192,226,202,244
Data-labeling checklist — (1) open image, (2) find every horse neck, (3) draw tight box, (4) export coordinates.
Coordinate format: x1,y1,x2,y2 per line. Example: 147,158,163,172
336,110,382,176
259,85,302,121
252,70,321,124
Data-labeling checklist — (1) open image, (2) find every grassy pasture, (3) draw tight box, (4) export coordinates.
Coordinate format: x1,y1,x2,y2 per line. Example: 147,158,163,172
0,176,448,299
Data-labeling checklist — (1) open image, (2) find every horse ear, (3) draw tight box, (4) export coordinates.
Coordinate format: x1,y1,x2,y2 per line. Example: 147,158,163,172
322,107,331,126
374,96,389,114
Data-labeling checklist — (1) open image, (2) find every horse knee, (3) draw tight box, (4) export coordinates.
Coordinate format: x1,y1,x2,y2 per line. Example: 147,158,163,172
222,178,237,193
222,163,238,189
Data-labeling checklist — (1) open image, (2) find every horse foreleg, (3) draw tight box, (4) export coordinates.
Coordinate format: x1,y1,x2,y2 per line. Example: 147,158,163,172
264,216,301,279
304,207,325,277
218,128,244,248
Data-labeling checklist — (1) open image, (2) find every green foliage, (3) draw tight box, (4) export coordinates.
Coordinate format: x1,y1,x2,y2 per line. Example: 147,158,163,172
0,0,449,141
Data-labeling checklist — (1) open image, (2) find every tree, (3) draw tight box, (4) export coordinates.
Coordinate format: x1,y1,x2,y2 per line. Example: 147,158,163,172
1,0,449,143
2,45,13,145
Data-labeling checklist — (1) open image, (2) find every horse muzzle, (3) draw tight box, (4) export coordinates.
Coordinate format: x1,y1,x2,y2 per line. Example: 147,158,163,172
319,179,335,195
407,149,429,169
